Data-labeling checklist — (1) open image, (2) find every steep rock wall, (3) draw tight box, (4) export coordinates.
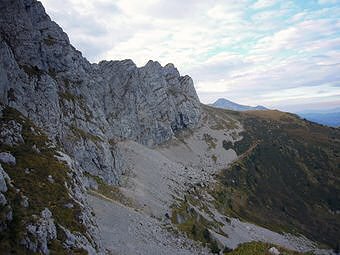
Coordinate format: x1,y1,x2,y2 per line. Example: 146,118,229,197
0,0,201,184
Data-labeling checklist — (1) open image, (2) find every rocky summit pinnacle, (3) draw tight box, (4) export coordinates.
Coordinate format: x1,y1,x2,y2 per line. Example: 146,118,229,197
0,0,201,184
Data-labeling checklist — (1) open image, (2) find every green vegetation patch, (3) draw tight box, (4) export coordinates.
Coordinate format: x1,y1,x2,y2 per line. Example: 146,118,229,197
171,196,222,254
58,91,94,122
0,107,87,253
59,91,82,102
202,105,240,130
225,242,311,255
211,109,340,249
43,35,57,46
20,64,44,78
86,173,133,207
204,133,217,150
70,125,103,144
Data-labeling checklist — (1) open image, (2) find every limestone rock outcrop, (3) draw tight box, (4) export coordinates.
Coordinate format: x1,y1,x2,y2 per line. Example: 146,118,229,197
0,109,105,254
0,0,202,253
0,0,201,185
0,164,13,232
0,152,16,165
21,208,57,254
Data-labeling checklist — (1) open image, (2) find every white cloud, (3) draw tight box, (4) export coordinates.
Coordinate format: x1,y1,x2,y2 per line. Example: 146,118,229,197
40,0,340,112
252,19,339,54
252,0,278,9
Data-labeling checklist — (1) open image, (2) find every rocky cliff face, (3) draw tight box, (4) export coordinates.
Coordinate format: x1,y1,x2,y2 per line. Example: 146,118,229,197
0,0,201,184
0,2,337,255
0,0,201,253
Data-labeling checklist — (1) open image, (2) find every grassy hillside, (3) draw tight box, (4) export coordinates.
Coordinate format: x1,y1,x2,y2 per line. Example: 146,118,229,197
0,107,88,253
210,107,340,250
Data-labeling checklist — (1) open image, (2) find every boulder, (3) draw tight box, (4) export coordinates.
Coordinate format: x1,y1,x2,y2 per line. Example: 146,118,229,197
0,120,24,146
21,208,57,255
0,164,10,192
0,193,7,206
269,247,280,255
0,152,16,165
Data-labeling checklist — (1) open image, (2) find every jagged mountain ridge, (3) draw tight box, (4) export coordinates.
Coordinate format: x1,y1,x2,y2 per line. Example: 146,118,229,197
0,0,201,253
0,0,201,185
211,98,267,111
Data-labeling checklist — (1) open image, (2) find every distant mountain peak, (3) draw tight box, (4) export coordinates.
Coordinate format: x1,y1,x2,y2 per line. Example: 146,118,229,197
211,98,268,111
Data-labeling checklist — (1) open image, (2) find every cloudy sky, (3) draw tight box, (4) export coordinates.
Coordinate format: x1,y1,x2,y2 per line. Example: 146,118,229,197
40,0,340,112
